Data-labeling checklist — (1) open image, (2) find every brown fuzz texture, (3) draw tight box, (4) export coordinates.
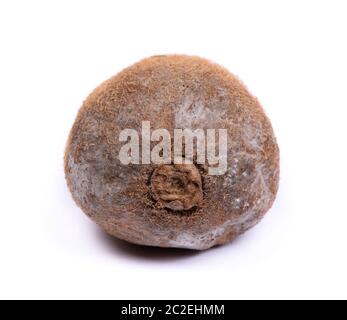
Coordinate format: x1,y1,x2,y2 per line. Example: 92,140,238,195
65,55,280,250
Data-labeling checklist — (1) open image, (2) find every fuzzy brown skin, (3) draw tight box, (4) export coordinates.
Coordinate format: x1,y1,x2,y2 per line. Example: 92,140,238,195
65,55,280,250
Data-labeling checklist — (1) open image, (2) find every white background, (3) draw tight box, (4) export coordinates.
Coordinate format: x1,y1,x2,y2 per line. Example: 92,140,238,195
0,0,346,300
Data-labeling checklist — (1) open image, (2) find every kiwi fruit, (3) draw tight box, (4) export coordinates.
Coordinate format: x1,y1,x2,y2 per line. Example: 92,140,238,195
65,55,279,250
